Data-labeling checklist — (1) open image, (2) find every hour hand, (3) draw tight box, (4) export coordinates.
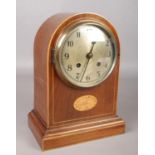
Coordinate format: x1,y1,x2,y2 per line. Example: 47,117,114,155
86,41,96,59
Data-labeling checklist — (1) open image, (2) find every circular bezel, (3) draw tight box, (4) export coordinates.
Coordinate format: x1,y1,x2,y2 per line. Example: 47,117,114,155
54,19,119,88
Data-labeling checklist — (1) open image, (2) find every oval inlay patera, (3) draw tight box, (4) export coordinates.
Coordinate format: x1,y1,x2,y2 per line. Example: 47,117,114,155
73,95,97,112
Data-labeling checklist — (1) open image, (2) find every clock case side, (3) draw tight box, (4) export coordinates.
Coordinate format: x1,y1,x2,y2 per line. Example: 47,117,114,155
28,13,73,127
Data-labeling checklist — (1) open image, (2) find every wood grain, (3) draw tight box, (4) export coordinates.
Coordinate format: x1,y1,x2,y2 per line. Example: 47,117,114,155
28,110,125,150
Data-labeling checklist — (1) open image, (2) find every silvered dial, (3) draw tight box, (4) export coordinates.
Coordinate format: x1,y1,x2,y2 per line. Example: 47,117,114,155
55,22,117,88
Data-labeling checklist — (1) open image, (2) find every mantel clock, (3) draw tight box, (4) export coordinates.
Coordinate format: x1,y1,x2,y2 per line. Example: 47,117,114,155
28,13,125,150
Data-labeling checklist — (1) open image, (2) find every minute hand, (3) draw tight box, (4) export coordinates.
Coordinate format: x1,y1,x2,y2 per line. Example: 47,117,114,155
80,42,96,82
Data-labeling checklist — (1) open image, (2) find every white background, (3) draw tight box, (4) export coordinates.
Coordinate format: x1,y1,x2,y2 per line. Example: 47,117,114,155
16,0,138,155
2,0,155,155
0,0,154,154
4,0,155,155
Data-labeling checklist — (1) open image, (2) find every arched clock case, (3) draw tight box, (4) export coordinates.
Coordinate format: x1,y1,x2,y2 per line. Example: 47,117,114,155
28,13,125,150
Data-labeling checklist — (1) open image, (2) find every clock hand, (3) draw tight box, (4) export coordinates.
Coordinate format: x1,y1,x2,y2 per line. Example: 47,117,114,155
79,57,89,81
79,42,96,82
86,41,96,59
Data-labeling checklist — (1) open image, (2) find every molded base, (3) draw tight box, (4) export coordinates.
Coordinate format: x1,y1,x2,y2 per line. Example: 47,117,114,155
28,110,125,151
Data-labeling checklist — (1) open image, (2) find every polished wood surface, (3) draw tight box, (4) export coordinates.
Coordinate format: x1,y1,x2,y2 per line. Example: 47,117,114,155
28,13,125,150
29,110,125,150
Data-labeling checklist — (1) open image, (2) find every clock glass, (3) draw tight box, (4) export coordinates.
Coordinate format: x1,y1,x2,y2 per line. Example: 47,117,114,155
54,22,117,88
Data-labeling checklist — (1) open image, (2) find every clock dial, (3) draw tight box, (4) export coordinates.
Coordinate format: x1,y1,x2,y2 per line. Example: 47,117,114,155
55,22,117,88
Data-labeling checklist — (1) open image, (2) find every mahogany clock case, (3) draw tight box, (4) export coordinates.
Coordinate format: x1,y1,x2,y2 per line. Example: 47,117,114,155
28,13,125,150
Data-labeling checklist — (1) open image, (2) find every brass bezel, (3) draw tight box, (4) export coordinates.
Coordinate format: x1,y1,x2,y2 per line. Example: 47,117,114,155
54,19,118,88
